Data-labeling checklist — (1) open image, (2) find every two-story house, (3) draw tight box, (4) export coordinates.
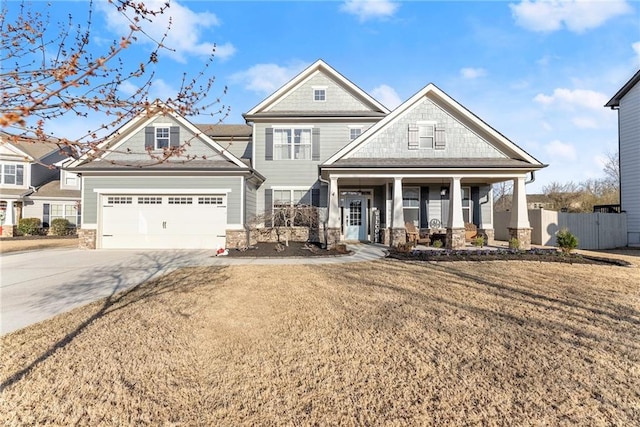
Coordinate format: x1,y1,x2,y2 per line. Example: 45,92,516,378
0,134,81,236
606,68,640,246
70,60,544,250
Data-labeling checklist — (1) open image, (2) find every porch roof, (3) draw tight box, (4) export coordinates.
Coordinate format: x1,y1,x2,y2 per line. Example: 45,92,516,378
323,157,544,169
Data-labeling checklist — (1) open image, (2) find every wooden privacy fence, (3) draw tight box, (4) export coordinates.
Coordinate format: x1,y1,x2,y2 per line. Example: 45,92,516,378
494,209,628,250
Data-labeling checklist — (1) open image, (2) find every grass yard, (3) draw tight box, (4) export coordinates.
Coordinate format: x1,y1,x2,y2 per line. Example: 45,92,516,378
1,258,639,425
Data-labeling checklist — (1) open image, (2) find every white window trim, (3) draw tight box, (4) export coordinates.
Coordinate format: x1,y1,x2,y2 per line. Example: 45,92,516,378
417,121,436,150
462,186,471,223
402,186,420,226
48,202,80,225
0,162,25,186
93,188,232,194
154,126,170,150
271,126,313,160
348,126,363,141
312,86,327,102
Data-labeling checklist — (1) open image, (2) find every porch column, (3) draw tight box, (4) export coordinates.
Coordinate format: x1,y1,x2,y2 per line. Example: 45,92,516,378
391,177,406,245
326,177,341,247
509,176,532,249
446,177,465,249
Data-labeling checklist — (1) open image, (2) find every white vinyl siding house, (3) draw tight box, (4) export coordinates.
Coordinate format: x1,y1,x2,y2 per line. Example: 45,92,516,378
606,69,640,245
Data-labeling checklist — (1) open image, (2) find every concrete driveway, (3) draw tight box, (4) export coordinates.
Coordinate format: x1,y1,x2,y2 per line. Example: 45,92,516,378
0,245,386,335
0,248,215,335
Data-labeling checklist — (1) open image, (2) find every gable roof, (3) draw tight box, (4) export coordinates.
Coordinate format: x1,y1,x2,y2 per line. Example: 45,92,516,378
324,83,544,167
70,101,249,169
0,132,63,161
243,59,390,118
195,124,252,138
605,68,640,108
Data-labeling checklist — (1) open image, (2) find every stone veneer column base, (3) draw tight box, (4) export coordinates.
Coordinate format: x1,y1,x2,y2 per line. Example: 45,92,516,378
391,228,407,246
78,229,96,249
509,227,532,250
478,228,495,246
446,228,466,249
225,229,258,249
325,228,341,249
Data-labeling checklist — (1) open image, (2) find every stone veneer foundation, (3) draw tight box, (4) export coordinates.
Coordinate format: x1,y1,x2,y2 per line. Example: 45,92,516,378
1,225,17,237
446,228,466,249
390,228,407,246
509,227,532,250
78,228,97,249
478,228,495,246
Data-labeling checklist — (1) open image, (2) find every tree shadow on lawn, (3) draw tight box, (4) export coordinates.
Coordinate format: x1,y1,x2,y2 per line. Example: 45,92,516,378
321,260,640,353
1,251,228,391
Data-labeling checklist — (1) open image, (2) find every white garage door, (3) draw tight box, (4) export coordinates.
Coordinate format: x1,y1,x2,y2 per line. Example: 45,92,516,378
100,195,227,249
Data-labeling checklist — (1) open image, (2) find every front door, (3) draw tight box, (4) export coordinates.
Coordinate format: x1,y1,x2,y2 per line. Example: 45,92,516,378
344,196,367,241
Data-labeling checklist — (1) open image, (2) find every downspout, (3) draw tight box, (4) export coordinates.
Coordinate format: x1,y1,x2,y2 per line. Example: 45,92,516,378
318,172,331,249
525,171,535,185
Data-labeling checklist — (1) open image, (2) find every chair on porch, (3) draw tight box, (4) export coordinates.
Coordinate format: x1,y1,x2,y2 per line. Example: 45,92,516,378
406,222,430,246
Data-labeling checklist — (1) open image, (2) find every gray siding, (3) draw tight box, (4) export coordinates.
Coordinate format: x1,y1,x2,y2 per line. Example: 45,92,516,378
22,198,78,222
478,185,493,226
82,175,243,225
224,140,252,160
351,97,505,159
253,121,375,214
106,116,226,162
31,163,60,187
619,81,640,241
244,181,257,223
269,73,371,113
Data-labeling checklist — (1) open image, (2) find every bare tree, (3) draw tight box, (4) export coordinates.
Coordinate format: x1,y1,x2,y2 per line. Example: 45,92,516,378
1,1,228,162
492,180,513,212
602,150,620,189
542,181,581,211
251,204,319,248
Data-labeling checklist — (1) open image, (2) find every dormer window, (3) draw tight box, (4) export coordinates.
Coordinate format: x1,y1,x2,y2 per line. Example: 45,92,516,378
155,127,170,149
313,87,326,102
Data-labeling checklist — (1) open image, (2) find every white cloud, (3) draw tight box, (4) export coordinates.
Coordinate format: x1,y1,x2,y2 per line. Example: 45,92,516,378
229,61,309,95
571,116,599,129
370,84,402,109
633,41,640,62
544,140,577,161
460,67,487,79
534,88,608,111
98,0,235,63
510,0,632,33
340,0,399,21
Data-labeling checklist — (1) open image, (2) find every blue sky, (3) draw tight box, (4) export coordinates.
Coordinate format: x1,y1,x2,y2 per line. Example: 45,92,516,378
20,0,640,193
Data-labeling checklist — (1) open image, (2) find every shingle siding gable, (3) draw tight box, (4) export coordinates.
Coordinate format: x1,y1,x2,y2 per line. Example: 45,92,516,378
350,97,505,159
267,73,372,113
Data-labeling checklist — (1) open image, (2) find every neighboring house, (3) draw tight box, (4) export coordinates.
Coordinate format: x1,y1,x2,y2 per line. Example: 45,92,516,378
495,193,579,212
606,69,640,245
70,60,545,250
0,134,80,236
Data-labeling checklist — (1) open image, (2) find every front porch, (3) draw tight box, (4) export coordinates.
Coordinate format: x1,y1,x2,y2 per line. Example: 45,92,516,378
323,174,532,250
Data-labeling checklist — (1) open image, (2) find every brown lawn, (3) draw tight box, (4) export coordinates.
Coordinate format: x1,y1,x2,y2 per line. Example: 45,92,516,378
0,237,78,254
1,258,639,425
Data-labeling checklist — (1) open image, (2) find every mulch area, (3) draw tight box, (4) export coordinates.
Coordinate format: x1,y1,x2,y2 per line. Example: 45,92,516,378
225,241,351,258
387,248,633,266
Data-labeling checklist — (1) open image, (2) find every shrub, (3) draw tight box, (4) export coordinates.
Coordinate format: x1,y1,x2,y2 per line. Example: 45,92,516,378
17,217,41,235
508,237,520,250
50,218,71,236
472,235,485,247
556,228,579,253
432,239,443,249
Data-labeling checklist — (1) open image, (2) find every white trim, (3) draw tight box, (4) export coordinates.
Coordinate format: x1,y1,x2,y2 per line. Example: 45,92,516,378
80,223,97,230
245,60,390,116
151,122,173,127
270,186,311,190
271,124,315,129
240,176,245,225
226,223,244,230
93,188,232,194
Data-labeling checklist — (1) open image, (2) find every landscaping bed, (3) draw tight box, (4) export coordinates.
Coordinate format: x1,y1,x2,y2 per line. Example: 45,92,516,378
387,247,633,266
225,241,350,258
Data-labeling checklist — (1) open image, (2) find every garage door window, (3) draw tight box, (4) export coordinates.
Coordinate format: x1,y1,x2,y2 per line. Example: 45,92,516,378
168,197,193,204
107,196,132,204
138,196,162,204
198,196,223,205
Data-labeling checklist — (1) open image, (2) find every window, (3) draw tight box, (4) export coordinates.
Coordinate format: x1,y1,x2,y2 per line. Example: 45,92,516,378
155,127,170,149
138,196,162,204
349,127,362,141
168,197,193,204
462,187,471,223
273,189,314,226
273,127,312,160
198,196,224,205
44,203,79,226
1,164,24,185
403,187,420,227
419,123,435,149
107,196,132,204
64,174,77,187
313,88,326,101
